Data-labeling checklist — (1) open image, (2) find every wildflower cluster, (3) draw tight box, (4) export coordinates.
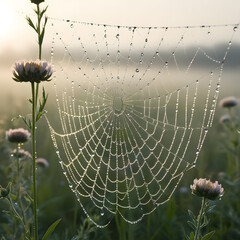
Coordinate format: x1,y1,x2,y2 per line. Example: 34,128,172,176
12,61,53,83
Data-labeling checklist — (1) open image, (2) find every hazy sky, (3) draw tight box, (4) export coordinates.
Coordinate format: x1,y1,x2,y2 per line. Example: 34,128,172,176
0,0,240,102
1,0,240,50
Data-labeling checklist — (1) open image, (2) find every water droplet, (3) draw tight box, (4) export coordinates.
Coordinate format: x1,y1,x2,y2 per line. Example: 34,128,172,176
192,163,196,168
56,149,59,154
196,149,200,155
204,127,208,132
208,31,211,35
141,53,144,57
145,38,148,42
66,20,70,23
116,34,119,39
219,197,222,200
117,50,120,55
10,153,14,157
233,26,238,31
156,51,159,55
136,69,139,73
165,61,168,66
100,210,104,216
69,183,73,188
70,24,74,28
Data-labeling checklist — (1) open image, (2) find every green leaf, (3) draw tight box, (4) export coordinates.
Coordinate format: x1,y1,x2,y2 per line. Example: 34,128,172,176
26,16,37,32
24,232,31,240
24,193,34,205
2,210,14,218
188,209,196,220
187,221,196,230
42,218,62,240
39,28,45,46
206,205,215,213
200,215,209,228
40,7,48,20
10,193,17,201
189,232,194,240
201,231,215,240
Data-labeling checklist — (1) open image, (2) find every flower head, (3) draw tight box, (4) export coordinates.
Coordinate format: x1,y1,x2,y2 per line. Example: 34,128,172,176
190,178,224,200
13,60,53,84
6,128,31,143
220,114,230,124
12,149,32,159
219,96,238,108
31,0,45,4
36,158,49,168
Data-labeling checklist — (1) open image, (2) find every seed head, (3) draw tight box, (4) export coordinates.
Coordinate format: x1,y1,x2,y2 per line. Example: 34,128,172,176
6,128,31,143
190,178,224,200
13,60,53,84
219,96,238,108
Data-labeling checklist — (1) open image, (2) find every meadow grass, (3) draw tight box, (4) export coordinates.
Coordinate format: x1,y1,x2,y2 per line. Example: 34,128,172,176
1,99,239,239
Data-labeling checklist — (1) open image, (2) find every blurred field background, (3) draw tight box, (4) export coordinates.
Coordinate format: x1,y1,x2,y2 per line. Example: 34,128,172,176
1,0,240,239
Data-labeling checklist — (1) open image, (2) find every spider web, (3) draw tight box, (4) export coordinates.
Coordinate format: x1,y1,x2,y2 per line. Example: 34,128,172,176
46,19,237,227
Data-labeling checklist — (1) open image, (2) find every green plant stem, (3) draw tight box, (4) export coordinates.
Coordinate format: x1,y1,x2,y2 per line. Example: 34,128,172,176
31,81,38,240
7,197,26,232
30,4,43,240
194,197,206,240
16,145,20,200
37,4,42,60
36,4,41,114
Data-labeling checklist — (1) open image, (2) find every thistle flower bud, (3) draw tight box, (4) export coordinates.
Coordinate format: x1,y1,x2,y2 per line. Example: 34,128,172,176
31,0,45,4
190,178,224,200
219,96,238,108
0,183,11,198
6,128,31,143
13,60,53,84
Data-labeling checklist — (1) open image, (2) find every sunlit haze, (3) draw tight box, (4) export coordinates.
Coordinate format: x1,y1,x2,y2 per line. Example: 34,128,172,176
1,0,240,106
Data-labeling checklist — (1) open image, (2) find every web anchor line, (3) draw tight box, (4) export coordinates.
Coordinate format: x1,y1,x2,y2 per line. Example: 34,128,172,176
47,18,238,227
